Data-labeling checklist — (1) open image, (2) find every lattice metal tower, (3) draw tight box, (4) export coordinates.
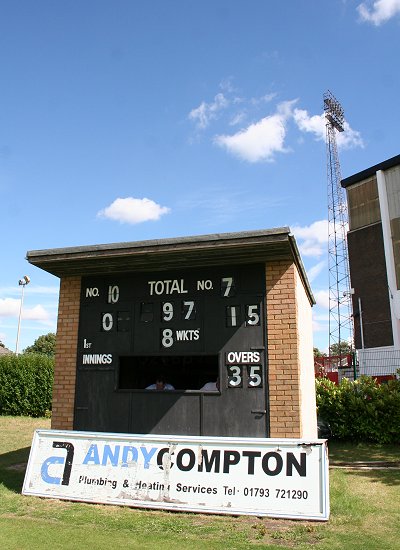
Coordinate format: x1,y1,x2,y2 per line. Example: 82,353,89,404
324,90,354,354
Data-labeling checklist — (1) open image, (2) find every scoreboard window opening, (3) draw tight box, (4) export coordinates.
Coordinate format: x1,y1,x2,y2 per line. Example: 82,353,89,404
118,355,219,392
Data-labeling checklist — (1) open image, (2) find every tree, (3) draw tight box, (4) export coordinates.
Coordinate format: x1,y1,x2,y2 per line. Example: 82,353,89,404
314,347,327,357
23,333,56,356
329,340,352,356
0,340,4,348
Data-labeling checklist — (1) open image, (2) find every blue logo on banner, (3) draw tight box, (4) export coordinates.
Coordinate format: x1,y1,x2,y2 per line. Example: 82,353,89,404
41,442,74,486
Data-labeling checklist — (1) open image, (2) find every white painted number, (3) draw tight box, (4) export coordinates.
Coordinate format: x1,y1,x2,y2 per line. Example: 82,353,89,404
183,300,195,320
246,305,260,326
248,365,262,387
107,285,119,304
227,365,242,387
162,302,174,322
226,305,240,327
161,328,174,348
102,313,113,331
221,277,234,297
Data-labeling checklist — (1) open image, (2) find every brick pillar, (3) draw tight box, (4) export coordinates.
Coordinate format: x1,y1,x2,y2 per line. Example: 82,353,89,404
266,261,301,438
52,276,81,430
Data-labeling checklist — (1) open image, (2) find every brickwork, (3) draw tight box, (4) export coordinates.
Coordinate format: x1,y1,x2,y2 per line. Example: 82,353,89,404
266,260,302,438
51,276,81,430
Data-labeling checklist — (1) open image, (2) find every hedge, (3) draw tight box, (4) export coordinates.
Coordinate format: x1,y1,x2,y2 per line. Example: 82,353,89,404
316,375,400,444
0,353,54,417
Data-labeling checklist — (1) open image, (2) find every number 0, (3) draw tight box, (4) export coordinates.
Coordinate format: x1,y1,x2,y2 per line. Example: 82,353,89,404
102,313,113,331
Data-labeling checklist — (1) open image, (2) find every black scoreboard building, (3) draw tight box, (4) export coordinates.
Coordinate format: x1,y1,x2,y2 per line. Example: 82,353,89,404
27,228,317,439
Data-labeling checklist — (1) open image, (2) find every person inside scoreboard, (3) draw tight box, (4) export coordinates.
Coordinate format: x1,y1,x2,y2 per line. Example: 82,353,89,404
146,374,175,391
199,377,220,392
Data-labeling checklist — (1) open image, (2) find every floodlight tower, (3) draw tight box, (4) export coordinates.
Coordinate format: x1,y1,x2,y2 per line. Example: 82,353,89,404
324,90,353,355
15,275,30,354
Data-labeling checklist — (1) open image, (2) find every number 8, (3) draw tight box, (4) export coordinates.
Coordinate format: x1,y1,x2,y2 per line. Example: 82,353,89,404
161,328,174,348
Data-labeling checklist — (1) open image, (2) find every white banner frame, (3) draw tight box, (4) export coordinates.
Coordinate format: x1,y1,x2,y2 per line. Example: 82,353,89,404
23,430,329,521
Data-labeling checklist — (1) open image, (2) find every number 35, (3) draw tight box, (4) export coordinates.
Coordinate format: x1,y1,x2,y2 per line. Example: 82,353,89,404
227,365,263,388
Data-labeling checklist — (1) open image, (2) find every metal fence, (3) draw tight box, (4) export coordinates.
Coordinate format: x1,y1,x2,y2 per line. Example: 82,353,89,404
357,348,400,380
315,349,400,383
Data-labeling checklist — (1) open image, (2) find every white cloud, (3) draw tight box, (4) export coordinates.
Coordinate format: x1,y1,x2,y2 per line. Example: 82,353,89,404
0,298,51,322
307,260,327,283
227,94,276,127
313,312,330,322
177,187,285,225
219,78,235,93
214,100,296,163
250,92,277,106
188,93,229,129
313,289,330,310
291,220,329,258
357,0,400,25
0,285,59,299
98,197,170,224
293,108,364,149
312,318,326,334
27,286,59,295
24,305,51,322
0,298,19,317
229,112,247,126
293,109,326,141
189,90,362,162
337,121,364,149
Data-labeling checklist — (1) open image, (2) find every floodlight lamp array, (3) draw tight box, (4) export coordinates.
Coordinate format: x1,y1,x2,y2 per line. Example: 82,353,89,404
19,275,30,286
324,90,344,133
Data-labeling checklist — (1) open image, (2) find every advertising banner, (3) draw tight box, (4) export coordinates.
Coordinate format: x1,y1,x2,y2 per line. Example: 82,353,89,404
23,430,329,520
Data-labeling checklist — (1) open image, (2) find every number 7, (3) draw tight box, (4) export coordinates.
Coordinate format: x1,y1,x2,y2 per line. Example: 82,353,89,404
222,277,233,297
183,300,195,320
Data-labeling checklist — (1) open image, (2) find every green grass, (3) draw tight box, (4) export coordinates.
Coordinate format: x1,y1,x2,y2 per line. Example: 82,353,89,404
328,440,400,463
1,416,400,549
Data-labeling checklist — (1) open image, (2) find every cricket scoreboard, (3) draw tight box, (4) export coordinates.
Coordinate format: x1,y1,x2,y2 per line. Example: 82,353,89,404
74,263,268,437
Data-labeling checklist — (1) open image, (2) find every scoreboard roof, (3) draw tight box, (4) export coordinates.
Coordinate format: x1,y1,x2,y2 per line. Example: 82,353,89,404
26,227,314,304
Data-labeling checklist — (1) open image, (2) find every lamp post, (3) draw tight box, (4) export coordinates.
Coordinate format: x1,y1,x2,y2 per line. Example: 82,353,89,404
15,275,30,355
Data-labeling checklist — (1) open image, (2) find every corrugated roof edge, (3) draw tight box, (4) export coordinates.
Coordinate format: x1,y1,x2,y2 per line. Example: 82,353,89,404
341,154,400,188
26,227,291,258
